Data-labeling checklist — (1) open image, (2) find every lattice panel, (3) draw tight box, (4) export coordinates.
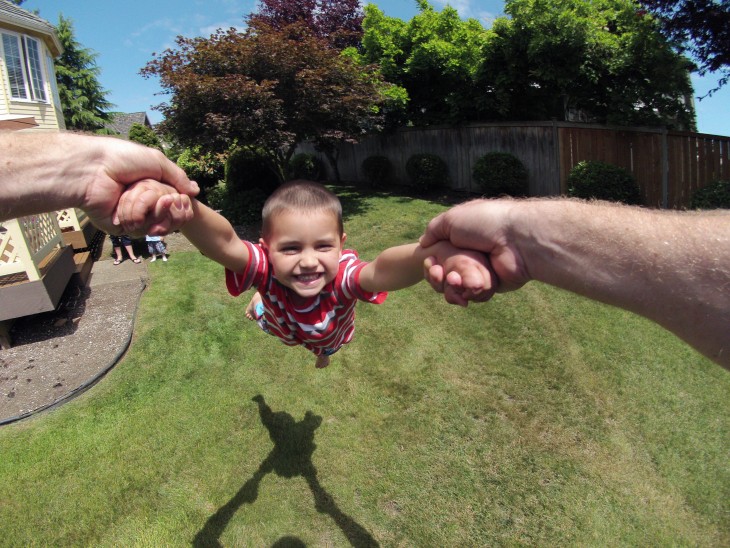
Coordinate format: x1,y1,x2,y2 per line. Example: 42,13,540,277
56,209,73,228
20,213,57,255
0,225,20,266
56,208,85,231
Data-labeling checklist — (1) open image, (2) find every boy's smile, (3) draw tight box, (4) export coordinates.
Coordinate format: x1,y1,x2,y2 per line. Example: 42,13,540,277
262,209,346,302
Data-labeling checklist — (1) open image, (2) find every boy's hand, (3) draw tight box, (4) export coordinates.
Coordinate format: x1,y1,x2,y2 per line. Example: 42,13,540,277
422,242,496,306
116,180,193,237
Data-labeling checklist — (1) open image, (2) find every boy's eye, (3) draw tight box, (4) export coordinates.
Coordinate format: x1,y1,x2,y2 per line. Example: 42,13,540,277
280,247,300,254
317,244,333,251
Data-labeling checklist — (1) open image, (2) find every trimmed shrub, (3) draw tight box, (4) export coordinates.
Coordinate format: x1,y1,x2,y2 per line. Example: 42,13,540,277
289,153,324,181
361,155,393,188
225,147,279,194
213,148,280,225
405,153,448,192
205,181,228,211
568,161,642,205
690,180,730,209
207,181,268,226
473,152,529,197
223,187,269,226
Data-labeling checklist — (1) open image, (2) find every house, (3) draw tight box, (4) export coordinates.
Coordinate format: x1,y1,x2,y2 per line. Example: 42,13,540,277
0,0,65,130
104,111,153,139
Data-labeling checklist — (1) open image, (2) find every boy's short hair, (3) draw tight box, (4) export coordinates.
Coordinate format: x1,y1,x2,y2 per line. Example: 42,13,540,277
262,180,343,238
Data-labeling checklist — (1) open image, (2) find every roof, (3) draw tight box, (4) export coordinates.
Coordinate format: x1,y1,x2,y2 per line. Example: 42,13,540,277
104,112,153,139
0,0,62,56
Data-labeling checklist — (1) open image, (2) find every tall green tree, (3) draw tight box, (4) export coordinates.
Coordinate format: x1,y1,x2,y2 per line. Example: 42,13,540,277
479,0,696,129
54,15,113,131
358,0,489,126
143,20,386,182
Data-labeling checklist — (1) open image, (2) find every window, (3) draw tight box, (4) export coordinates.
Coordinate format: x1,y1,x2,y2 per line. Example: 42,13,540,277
46,51,62,110
1,32,48,102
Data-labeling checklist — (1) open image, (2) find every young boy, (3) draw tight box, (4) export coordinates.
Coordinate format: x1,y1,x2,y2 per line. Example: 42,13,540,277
118,180,491,368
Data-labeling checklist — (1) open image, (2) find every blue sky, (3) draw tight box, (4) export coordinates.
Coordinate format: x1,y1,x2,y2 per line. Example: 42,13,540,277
24,0,729,136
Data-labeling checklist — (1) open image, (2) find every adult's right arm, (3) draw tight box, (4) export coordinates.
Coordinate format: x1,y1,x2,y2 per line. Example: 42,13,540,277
0,131,198,235
421,198,730,369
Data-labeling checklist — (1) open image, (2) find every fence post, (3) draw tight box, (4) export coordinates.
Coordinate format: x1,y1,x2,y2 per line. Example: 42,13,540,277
661,127,669,209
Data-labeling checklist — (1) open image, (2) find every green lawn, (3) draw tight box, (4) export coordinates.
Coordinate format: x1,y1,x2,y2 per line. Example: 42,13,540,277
0,186,728,546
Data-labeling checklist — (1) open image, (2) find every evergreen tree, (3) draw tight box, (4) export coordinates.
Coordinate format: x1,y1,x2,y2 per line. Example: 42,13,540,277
54,15,113,131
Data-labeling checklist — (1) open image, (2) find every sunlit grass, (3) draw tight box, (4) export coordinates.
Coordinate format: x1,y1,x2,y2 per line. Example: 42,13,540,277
0,186,727,546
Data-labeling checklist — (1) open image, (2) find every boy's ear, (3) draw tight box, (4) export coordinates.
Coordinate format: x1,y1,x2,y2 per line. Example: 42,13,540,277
259,237,267,248
341,233,347,246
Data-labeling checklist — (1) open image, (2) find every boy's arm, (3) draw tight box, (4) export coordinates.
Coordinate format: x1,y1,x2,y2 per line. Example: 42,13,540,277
358,241,492,305
181,200,250,273
119,181,249,273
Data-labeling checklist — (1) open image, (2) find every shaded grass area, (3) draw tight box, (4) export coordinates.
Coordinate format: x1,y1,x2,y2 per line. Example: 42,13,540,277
0,187,728,546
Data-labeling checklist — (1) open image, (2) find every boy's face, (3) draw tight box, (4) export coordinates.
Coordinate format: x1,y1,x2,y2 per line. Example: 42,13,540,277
262,209,346,301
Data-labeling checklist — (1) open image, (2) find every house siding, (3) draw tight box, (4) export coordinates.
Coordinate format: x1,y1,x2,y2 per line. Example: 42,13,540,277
0,5,64,131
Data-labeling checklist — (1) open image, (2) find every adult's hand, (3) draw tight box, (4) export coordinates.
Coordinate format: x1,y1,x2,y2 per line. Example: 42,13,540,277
78,136,198,236
420,199,530,298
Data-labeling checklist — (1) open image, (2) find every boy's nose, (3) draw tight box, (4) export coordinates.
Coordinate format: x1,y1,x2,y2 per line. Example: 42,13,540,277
299,250,318,268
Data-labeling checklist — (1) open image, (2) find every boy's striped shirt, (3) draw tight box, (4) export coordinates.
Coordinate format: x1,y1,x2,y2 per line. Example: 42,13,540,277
226,241,387,355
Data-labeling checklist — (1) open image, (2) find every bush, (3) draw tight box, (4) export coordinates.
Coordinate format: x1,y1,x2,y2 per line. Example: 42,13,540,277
223,187,269,226
405,153,448,192
225,147,279,194
205,181,228,211
176,147,225,199
289,153,323,181
361,156,394,188
127,123,162,151
568,161,642,205
210,148,280,226
472,152,529,197
690,180,730,209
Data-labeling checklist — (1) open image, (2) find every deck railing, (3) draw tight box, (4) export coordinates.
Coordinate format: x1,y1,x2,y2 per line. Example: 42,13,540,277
0,213,64,282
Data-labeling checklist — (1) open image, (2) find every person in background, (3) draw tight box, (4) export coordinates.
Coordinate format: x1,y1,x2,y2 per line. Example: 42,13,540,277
110,234,141,265
146,234,168,262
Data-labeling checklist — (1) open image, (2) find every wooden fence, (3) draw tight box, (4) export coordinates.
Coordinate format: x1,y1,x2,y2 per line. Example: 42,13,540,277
301,122,730,209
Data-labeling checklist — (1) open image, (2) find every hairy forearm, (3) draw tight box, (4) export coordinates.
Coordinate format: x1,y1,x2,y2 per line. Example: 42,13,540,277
513,200,730,366
0,132,93,220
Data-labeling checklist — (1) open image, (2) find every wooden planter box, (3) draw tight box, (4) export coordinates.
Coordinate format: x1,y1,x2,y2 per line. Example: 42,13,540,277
0,213,75,322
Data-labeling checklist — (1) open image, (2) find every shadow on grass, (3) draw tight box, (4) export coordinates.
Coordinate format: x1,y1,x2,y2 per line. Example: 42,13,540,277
193,394,378,548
